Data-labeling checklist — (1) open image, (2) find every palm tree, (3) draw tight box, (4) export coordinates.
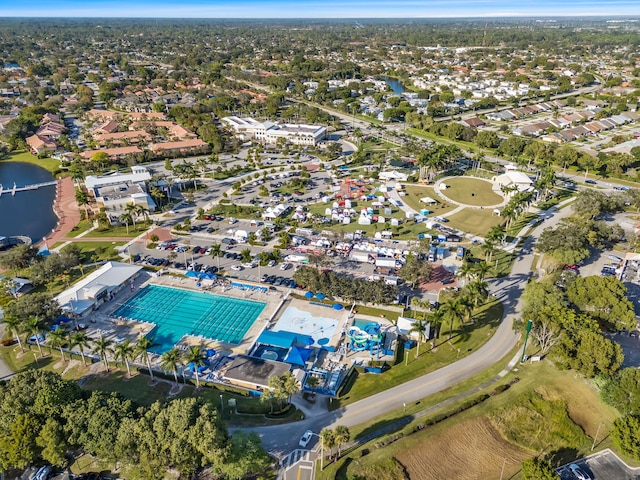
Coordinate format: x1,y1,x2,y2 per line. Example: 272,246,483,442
281,371,300,404
441,298,467,340
486,225,506,246
428,309,446,340
24,316,45,357
119,212,133,234
459,295,474,324
3,315,25,353
319,428,336,463
409,318,429,358
134,336,158,381
465,279,489,308
92,335,114,372
184,345,206,388
47,326,68,362
69,331,90,366
113,340,135,377
149,186,165,209
210,243,222,269
333,426,351,457
456,261,476,283
125,203,138,228
135,205,150,225
161,348,182,385
472,261,491,281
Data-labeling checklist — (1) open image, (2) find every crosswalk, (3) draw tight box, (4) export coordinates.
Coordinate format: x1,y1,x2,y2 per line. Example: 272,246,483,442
283,449,309,469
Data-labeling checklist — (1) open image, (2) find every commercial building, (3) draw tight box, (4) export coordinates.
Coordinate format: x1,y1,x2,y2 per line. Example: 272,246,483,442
55,261,143,317
222,116,327,146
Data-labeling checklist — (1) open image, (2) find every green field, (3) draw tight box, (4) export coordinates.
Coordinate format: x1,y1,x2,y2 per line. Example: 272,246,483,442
440,177,504,207
1,150,62,174
403,185,458,215
445,208,504,237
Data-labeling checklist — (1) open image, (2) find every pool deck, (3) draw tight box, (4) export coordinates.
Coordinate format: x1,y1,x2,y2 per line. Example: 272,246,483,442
102,273,283,355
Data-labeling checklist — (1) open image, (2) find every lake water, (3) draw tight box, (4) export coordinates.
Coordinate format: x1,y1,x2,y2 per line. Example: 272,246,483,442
385,77,405,94
0,162,57,242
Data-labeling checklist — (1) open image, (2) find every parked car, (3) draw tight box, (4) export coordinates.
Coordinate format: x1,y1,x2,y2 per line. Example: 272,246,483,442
267,260,277,267
280,262,292,271
299,430,314,448
230,265,243,271
569,464,591,480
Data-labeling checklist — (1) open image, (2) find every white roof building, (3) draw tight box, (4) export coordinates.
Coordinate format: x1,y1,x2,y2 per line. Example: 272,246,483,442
379,170,409,182
55,261,143,316
85,165,151,190
222,116,326,146
492,171,534,193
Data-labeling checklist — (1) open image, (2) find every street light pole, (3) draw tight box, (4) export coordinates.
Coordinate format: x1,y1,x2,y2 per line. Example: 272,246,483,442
592,422,603,451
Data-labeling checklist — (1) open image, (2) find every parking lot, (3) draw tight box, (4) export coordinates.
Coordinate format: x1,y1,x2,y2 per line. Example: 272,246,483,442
556,449,640,480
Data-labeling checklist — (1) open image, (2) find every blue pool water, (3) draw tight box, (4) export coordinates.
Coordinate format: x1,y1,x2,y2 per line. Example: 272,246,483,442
113,285,266,353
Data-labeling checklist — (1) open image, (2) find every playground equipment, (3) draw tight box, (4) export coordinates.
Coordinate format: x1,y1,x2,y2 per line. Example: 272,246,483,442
347,323,384,357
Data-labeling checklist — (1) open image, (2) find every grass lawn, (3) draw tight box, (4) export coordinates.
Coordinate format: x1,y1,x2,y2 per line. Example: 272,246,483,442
86,223,150,238
1,150,62,175
445,208,504,237
325,361,621,480
403,185,458,215
334,299,503,408
440,177,504,207
53,241,126,263
0,344,87,381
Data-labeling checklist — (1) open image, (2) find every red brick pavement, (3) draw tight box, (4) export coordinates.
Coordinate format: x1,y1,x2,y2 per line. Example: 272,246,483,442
39,177,81,247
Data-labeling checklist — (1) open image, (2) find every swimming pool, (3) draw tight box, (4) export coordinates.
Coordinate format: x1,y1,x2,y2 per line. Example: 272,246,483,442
113,285,266,353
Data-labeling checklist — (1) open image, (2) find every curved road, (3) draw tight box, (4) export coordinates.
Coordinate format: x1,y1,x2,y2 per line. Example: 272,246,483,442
242,200,575,457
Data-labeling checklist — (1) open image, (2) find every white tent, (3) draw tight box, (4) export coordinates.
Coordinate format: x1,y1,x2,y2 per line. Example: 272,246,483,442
420,196,438,204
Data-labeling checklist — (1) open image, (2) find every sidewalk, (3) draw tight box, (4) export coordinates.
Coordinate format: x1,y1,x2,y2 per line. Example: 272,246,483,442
40,176,81,248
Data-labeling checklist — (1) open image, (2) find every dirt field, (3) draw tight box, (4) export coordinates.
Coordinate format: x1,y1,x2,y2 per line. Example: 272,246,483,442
394,417,530,480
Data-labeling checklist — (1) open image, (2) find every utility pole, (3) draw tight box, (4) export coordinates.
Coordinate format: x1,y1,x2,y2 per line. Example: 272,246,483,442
592,422,603,451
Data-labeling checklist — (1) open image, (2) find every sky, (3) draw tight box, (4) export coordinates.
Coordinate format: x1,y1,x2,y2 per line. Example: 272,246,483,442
5,0,640,18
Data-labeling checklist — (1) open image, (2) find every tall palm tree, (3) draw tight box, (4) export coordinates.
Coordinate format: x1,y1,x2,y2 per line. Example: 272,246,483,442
441,298,467,340
119,212,133,234
69,331,89,366
472,261,491,281
3,315,25,353
135,205,149,225
92,335,114,372
125,203,138,228
47,326,68,362
134,336,158,381
24,316,45,357
334,426,351,457
428,309,446,340
113,340,135,377
319,428,336,463
210,243,222,269
161,348,182,385
184,345,206,388
409,318,429,358
466,279,489,308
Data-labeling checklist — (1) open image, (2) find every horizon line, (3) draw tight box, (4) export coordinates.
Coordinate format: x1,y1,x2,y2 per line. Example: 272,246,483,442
2,14,640,19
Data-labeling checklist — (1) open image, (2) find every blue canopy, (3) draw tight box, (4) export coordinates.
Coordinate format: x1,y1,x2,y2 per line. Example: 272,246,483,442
333,303,344,310
206,349,216,358
284,346,313,366
184,270,199,278
315,293,325,300
304,291,314,298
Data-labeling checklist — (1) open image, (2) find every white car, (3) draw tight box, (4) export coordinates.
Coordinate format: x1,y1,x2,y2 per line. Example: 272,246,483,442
569,464,591,480
299,430,314,448
267,260,277,267
280,262,292,271
230,265,243,271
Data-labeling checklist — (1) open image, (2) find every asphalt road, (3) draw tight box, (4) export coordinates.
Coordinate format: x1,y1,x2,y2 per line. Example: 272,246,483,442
240,200,575,457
